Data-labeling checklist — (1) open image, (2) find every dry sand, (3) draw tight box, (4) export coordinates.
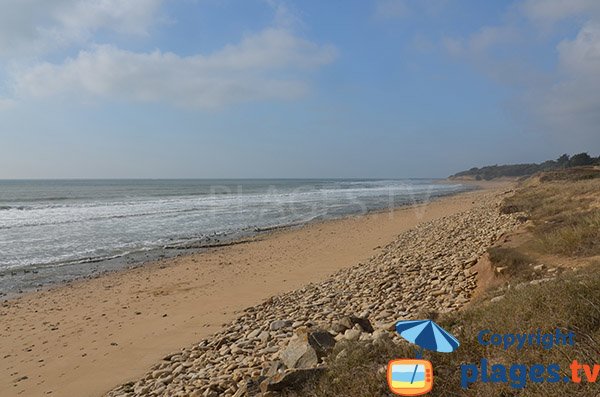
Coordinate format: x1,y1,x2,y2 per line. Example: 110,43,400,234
0,185,509,397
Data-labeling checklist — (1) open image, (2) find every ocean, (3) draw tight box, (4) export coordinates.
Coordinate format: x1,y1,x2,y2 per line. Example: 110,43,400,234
0,179,470,294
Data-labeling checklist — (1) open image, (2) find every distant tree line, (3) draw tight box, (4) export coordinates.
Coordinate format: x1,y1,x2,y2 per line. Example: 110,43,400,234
450,153,600,180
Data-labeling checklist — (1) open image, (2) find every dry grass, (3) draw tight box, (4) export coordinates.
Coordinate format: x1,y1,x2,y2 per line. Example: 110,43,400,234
501,176,600,257
486,246,537,280
537,167,600,182
535,211,600,256
297,265,600,397
295,170,600,396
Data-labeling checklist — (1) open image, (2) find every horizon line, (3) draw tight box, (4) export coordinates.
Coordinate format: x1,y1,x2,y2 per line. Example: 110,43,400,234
0,176,449,181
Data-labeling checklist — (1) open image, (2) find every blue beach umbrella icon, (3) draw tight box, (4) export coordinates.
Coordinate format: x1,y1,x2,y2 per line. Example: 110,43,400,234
393,320,460,388
395,319,460,354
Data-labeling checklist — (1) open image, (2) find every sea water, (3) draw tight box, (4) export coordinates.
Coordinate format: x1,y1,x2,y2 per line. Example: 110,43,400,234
0,179,470,294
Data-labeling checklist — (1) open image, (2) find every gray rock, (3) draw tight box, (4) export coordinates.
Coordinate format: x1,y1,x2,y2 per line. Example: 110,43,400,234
280,337,318,369
260,367,327,392
307,329,336,358
265,360,286,377
258,330,270,343
383,320,397,331
350,316,374,333
270,320,293,331
337,316,374,333
337,317,354,330
247,329,261,339
330,321,348,334
343,329,361,341
103,192,524,397
372,329,390,342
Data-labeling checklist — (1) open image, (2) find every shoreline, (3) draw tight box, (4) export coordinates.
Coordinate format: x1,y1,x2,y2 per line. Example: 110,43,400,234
0,182,511,397
0,180,475,300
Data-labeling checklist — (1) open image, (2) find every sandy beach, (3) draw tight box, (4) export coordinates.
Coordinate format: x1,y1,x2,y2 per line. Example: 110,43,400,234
2,3,597,395
0,185,507,397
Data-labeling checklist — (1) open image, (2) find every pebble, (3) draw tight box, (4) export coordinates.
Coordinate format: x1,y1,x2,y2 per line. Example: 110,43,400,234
269,320,292,331
106,193,522,397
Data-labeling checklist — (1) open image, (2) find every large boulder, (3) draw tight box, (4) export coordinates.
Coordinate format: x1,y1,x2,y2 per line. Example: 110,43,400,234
307,329,337,358
280,335,318,369
280,328,336,369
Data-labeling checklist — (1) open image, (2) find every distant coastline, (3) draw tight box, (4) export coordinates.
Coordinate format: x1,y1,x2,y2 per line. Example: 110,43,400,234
449,152,600,181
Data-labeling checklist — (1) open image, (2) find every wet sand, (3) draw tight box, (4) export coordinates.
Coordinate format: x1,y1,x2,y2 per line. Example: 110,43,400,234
0,185,509,397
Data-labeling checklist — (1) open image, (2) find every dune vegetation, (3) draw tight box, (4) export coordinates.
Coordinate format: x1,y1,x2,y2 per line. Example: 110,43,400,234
295,167,600,397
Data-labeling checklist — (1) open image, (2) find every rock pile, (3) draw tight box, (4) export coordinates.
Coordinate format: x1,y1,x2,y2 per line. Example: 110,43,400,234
107,192,521,397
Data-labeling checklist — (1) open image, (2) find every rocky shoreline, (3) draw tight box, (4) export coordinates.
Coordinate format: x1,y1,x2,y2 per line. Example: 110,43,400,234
106,191,521,397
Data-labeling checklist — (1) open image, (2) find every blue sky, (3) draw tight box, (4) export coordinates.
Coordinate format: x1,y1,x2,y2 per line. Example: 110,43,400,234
0,0,598,178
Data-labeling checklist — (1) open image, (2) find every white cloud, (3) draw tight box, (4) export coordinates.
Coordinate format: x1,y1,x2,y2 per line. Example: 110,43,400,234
469,26,519,53
527,22,600,140
443,26,518,56
13,28,337,108
264,0,303,30
49,0,164,43
557,22,600,75
519,11,600,144
0,0,336,109
441,4,600,146
0,0,164,57
442,26,535,86
521,0,600,25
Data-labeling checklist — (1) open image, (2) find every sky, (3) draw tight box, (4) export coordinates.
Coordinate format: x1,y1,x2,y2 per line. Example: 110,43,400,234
0,0,599,179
